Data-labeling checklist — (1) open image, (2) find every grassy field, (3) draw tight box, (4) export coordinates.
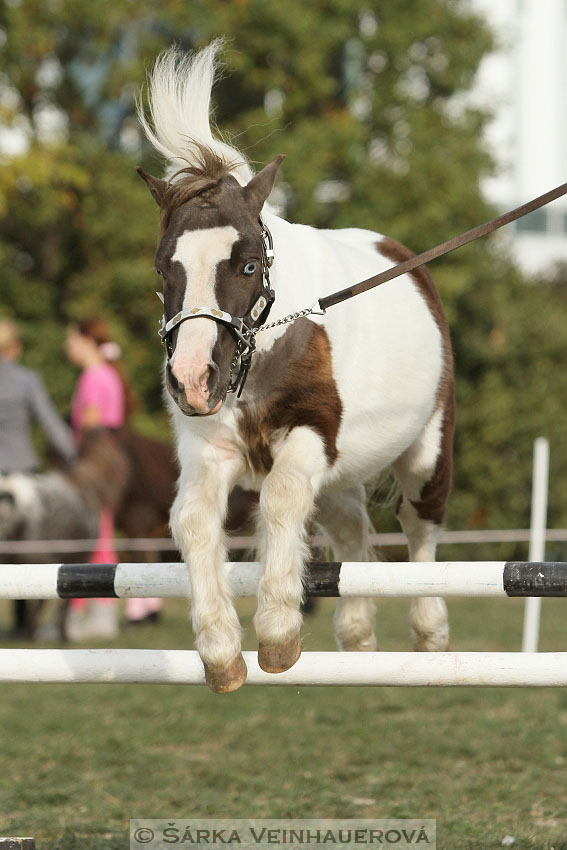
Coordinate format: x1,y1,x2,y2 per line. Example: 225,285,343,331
1,585,567,850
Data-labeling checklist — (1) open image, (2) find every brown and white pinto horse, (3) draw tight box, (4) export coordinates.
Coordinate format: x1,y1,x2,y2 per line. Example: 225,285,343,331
136,43,455,692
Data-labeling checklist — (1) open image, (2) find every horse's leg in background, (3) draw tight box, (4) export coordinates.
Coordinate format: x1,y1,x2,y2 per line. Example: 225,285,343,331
170,450,246,693
24,599,43,640
255,427,328,673
315,486,378,652
57,599,70,642
393,399,455,651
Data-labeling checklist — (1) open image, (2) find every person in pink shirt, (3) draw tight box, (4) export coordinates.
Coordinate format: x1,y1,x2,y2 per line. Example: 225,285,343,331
65,317,161,639
71,347,125,432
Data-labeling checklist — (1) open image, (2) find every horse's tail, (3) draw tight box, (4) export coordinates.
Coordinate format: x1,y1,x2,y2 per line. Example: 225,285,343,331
137,40,253,184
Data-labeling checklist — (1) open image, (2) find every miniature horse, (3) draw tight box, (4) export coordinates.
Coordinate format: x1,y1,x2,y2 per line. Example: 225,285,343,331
136,43,455,692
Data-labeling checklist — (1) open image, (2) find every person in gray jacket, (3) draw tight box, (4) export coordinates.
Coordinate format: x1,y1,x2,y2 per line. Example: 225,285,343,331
0,318,76,474
0,318,76,635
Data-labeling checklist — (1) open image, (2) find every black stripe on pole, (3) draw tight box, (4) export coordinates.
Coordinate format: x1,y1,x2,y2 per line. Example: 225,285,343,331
57,564,118,598
303,562,341,596
503,562,567,597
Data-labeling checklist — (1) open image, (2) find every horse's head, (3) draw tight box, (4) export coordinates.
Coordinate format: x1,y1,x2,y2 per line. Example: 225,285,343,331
137,150,284,416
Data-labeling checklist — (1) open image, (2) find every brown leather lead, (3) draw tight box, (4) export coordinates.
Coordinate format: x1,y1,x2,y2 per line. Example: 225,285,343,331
318,182,567,312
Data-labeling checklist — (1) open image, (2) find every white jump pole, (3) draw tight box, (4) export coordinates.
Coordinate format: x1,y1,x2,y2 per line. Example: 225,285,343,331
522,437,550,653
2,560,567,599
1,649,567,687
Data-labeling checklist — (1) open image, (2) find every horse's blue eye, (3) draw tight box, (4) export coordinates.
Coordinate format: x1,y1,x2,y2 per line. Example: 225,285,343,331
243,261,257,276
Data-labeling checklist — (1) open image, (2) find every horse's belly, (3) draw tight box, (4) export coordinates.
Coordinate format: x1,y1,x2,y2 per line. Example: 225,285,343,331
323,277,444,487
329,404,430,489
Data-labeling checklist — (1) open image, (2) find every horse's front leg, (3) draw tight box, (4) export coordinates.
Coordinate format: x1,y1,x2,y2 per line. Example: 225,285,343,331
255,427,328,673
170,452,245,693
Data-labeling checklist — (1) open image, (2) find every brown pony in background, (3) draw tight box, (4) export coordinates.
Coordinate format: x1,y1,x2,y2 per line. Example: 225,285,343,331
1,428,258,640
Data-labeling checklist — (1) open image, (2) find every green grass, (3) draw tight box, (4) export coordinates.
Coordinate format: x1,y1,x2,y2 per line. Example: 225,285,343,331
1,594,566,850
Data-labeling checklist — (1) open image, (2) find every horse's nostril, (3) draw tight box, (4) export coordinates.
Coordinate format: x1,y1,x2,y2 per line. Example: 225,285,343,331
208,361,220,395
167,363,182,393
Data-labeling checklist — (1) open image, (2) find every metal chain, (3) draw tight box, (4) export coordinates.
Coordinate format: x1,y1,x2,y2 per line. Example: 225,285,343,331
253,300,325,337
228,301,325,395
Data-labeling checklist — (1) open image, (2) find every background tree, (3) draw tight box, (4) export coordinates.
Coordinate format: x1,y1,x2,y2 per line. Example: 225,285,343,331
0,0,564,549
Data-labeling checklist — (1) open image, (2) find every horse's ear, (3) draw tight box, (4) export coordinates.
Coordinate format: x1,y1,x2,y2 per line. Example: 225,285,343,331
243,155,285,215
136,166,168,206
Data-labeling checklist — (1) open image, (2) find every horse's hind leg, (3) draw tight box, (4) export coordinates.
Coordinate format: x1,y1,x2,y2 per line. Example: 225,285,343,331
315,486,377,652
393,398,454,652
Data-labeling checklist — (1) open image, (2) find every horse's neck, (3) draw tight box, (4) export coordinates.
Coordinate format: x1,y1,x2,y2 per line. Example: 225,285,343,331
264,212,380,313
114,431,177,510
262,214,323,319
68,431,130,511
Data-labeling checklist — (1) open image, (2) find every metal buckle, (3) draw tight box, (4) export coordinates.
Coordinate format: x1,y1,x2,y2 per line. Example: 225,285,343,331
260,217,274,268
308,299,326,316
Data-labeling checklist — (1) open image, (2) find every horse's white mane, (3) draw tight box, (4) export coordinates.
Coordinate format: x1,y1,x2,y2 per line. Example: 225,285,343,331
137,40,253,185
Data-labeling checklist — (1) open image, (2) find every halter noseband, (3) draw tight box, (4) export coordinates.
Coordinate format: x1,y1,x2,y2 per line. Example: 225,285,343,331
158,218,275,398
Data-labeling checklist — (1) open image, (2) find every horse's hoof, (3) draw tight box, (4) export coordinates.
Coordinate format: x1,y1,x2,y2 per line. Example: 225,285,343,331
258,633,301,673
204,653,247,693
338,634,378,652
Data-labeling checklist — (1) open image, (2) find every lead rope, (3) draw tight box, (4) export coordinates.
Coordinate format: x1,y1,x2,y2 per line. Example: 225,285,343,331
257,181,567,322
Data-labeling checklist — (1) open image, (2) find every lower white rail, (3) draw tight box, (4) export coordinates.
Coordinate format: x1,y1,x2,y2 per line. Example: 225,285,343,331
1,650,567,686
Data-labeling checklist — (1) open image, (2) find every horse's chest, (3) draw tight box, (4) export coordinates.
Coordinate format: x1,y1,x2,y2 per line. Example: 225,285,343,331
236,412,278,482
232,320,343,485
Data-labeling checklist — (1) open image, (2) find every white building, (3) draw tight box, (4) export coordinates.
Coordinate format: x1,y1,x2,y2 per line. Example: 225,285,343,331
469,0,567,274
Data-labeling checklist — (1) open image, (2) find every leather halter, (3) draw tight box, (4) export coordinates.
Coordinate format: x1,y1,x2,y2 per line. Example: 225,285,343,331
158,218,275,397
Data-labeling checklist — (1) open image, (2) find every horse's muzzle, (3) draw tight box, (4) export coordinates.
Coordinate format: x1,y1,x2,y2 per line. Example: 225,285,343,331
165,362,224,417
